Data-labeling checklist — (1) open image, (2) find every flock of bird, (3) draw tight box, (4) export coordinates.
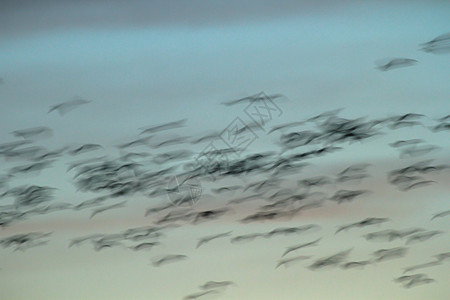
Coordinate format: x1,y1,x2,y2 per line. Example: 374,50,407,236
0,32,449,299
375,32,450,71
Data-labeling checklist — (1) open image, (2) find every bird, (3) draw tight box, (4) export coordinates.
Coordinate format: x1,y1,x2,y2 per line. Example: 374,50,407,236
405,231,442,245
431,210,450,220
129,242,160,251
139,119,187,135
221,92,284,106
340,261,372,270
276,255,310,269
151,254,188,267
282,238,321,257
394,274,435,288
373,247,408,262
68,144,103,156
11,127,52,140
48,97,91,115
309,249,352,270
403,260,441,274
420,32,450,54
375,58,418,71
199,281,236,290
335,217,390,234
183,290,219,300
196,231,232,248
89,201,127,219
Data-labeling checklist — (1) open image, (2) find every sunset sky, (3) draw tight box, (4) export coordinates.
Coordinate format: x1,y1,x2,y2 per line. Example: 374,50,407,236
0,1,449,299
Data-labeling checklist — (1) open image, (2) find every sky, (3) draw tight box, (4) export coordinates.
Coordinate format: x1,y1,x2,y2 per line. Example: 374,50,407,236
0,1,449,299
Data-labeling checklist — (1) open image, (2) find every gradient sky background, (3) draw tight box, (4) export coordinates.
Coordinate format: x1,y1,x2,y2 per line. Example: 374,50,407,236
0,1,449,299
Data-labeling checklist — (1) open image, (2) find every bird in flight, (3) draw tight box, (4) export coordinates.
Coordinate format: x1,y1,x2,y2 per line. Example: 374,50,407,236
48,97,92,115
375,58,418,71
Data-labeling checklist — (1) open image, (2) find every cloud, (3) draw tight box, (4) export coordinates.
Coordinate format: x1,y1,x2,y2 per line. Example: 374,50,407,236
1,0,356,36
